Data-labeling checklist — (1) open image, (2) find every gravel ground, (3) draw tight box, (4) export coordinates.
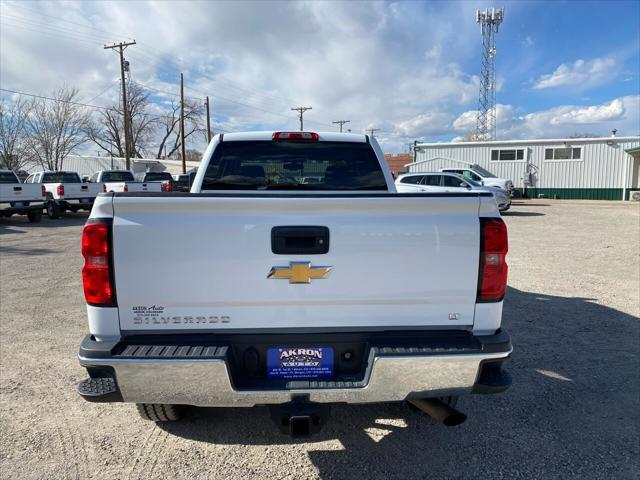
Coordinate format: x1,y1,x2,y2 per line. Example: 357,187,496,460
1,200,638,480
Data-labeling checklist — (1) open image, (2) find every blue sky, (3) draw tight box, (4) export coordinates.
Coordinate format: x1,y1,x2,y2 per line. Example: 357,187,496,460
1,0,638,153
493,1,639,111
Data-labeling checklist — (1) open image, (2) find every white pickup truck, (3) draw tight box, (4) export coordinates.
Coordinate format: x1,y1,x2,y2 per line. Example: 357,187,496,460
88,170,165,193
440,165,514,193
77,131,512,435
24,171,102,219
0,170,45,222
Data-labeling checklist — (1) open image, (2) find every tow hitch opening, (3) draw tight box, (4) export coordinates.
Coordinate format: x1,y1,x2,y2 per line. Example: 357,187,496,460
270,398,330,437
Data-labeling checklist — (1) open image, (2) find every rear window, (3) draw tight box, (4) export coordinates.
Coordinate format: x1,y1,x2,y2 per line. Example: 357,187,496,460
102,171,134,182
399,175,422,184
42,172,81,183
0,172,19,184
202,141,387,190
144,172,172,181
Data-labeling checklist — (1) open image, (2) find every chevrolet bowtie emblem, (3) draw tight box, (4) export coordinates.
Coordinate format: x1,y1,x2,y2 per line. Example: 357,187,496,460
268,262,332,284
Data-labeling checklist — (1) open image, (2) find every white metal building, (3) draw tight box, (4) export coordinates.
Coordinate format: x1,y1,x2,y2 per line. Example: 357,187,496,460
408,135,640,200
24,156,200,178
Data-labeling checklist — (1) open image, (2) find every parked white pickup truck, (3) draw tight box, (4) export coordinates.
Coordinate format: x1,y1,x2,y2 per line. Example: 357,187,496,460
77,131,512,435
439,165,514,192
0,170,45,222
24,171,102,219
88,170,165,193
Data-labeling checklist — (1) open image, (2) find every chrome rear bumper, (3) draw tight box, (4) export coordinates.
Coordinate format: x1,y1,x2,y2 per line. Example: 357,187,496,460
78,331,512,406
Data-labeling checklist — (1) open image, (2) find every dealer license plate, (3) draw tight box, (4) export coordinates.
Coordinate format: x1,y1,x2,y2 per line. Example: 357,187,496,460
267,347,333,379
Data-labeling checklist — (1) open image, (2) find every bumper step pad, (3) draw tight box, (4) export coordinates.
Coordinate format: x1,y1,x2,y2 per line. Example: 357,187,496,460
116,344,228,359
77,377,122,402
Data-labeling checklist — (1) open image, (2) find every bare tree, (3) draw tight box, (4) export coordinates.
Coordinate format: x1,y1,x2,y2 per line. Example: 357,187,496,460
0,98,31,170
24,87,91,171
185,149,203,162
155,98,204,159
87,83,156,158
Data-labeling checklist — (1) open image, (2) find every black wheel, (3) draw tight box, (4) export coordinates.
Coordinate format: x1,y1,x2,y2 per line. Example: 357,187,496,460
136,403,184,422
27,209,42,223
46,201,62,219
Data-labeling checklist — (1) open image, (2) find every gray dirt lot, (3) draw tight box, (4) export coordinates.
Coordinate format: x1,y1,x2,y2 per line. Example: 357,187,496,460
1,200,639,480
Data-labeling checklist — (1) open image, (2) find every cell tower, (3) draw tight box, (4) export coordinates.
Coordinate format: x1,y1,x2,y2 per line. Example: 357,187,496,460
475,7,504,141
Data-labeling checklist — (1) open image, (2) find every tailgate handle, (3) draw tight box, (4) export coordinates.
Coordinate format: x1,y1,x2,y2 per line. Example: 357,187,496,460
271,226,329,255
13,186,22,191
81,185,88,190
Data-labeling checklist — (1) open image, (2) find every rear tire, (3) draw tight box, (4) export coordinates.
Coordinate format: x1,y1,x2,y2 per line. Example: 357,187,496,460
46,201,62,219
136,403,184,422
27,210,42,223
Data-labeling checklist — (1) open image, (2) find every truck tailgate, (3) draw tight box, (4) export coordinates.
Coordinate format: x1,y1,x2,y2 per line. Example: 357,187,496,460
111,194,481,332
0,184,43,203
60,183,100,199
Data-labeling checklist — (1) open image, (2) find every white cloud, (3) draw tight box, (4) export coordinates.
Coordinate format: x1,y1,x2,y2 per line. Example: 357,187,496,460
0,1,481,153
452,96,639,139
395,112,454,137
452,104,514,132
533,58,617,90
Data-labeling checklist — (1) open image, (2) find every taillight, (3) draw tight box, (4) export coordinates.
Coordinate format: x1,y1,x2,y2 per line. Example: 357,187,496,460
82,221,115,306
477,218,508,302
162,181,171,192
123,184,129,193
103,184,107,193
273,132,319,141
41,184,46,198
56,184,64,196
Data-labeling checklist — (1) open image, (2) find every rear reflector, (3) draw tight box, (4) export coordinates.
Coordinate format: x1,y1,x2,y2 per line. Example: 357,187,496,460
273,132,319,141
82,221,115,306
477,218,508,302
56,184,64,196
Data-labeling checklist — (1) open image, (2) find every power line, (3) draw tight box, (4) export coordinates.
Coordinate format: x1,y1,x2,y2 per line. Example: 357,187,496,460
332,120,350,133
104,40,137,169
291,106,312,131
1,10,339,129
366,128,381,137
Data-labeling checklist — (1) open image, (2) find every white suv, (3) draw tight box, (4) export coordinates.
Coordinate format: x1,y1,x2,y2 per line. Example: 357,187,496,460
396,172,511,212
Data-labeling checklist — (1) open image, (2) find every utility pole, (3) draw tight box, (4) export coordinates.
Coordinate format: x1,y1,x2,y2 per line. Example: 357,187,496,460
104,40,136,169
332,120,350,133
205,96,212,143
367,128,380,137
180,73,186,174
291,106,312,131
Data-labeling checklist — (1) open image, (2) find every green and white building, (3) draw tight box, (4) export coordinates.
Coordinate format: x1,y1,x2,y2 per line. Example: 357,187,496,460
408,135,640,200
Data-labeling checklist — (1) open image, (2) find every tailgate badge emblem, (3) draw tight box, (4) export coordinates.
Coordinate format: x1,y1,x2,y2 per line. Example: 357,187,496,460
268,262,332,284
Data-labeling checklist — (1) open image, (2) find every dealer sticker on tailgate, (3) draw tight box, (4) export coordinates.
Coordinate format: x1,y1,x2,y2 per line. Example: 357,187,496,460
267,347,333,379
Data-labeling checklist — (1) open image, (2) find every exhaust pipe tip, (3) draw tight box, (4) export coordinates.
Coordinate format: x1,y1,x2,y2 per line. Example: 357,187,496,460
441,411,467,427
408,398,467,427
